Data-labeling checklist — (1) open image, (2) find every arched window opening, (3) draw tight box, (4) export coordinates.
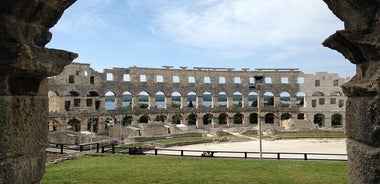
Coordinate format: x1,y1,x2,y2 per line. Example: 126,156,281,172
312,92,324,96
139,115,149,123
122,91,132,108
202,92,212,107
172,114,182,124
138,91,149,108
203,114,213,125
331,91,342,96
249,113,258,124
155,115,166,123
155,91,165,109
331,114,342,128
265,113,275,124
187,113,197,125
219,113,228,125
123,115,133,126
88,91,99,97
264,92,274,106
217,92,227,107
281,113,292,120
280,92,291,107
233,92,243,107
187,92,196,107
234,113,243,124
67,91,80,96
248,92,258,107
105,91,116,110
296,92,305,107
314,114,325,127
171,92,181,108
67,118,81,132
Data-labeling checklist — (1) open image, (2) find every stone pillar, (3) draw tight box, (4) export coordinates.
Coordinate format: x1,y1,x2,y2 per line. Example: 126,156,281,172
323,1,380,183
197,96,203,107
165,96,172,109
181,96,186,108
227,96,233,108
274,96,280,107
243,114,250,127
212,95,218,108
115,95,123,109
290,96,297,107
212,117,219,128
0,1,77,183
149,96,155,109
132,96,138,109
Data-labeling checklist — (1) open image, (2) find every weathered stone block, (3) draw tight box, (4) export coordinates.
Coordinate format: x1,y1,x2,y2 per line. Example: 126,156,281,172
347,139,380,184
346,97,380,147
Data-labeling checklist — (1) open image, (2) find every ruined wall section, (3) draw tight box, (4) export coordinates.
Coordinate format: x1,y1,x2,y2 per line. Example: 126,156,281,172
300,72,349,127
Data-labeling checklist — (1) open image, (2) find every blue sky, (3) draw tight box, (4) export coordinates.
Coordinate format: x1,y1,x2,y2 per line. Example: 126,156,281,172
47,0,355,77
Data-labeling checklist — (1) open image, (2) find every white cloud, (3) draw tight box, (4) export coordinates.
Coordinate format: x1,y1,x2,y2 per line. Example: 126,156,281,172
52,0,116,36
151,0,343,55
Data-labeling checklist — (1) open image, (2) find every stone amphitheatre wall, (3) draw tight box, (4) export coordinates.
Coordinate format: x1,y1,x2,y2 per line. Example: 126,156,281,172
48,63,348,137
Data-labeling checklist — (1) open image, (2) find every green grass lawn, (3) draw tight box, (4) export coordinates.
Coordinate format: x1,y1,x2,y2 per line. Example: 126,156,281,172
43,155,348,184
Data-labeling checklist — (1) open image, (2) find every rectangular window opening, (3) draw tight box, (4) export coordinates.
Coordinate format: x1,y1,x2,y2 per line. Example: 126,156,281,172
219,77,226,84
69,75,75,83
297,77,304,84
106,73,113,81
281,77,289,84
319,98,325,105
173,76,180,83
123,74,130,82
234,77,241,84
315,80,320,87
204,76,211,83
265,77,272,84
156,75,164,83
188,76,195,83
90,76,95,84
86,99,93,106
140,74,147,82
74,99,81,107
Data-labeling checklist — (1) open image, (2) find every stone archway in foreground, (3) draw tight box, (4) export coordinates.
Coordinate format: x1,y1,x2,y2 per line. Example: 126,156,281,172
323,0,380,183
0,1,77,183
0,0,379,184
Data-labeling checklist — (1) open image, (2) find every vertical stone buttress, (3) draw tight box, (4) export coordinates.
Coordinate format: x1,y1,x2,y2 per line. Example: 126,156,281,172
0,1,77,183
323,0,380,183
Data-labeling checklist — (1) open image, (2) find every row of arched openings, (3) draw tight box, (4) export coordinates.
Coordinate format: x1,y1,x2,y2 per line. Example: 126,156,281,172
65,113,342,132
104,91,310,110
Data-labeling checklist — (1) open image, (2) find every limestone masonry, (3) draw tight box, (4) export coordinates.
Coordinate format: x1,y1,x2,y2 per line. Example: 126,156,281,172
48,63,349,138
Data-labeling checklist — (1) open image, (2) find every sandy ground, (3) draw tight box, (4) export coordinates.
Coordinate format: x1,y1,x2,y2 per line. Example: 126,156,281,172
146,138,347,160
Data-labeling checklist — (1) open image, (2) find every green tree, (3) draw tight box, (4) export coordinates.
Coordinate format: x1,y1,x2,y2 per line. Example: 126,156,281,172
172,114,182,124
123,116,132,126
188,114,197,125
331,114,342,127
